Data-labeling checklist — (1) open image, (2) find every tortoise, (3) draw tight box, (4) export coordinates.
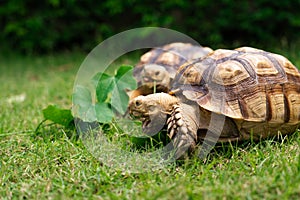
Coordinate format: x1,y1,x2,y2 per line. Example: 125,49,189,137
129,46,300,159
130,42,213,99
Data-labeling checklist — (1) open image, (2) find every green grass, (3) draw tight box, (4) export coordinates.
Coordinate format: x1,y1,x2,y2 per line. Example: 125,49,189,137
1,48,300,200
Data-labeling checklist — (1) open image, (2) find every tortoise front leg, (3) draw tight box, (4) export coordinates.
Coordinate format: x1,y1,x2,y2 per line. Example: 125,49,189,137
164,102,240,160
165,102,199,159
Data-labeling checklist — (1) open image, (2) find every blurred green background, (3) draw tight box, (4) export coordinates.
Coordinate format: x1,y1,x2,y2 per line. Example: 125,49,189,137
2,0,300,54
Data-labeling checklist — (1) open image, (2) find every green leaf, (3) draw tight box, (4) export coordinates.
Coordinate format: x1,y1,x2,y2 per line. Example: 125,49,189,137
73,85,93,109
42,105,74,127
111,84,130,115
115,65,137,91
82,106,97,122
72,85,96,122
115,65,133,79
95,102,114,123
112,65,137,114
95,72,116,102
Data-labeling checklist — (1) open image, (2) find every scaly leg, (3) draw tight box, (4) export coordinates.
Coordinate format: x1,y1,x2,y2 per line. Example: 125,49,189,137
165,102,199,160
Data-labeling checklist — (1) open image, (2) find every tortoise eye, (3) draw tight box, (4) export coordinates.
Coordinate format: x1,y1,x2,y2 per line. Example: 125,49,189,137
135,99,142,107
155,71,160,76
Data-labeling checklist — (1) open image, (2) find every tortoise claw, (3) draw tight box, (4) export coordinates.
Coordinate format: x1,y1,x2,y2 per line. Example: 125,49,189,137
172,130,196,159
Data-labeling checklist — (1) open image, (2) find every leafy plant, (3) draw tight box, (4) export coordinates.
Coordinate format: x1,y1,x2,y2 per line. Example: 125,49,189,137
38,65,137,131
73,65,136,123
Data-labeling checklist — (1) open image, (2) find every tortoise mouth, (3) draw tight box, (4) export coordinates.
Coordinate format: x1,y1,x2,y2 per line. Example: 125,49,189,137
130,112,151,131
130,110,167,135
130,109,149,124
142,78,163,86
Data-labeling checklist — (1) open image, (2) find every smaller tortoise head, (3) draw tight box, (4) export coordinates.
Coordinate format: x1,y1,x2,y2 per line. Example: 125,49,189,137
141,64,171,90
129,93,178,135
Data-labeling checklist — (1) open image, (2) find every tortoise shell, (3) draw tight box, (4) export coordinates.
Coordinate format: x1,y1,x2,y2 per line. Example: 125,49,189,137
129,47,300,158
133,42,213,89
174,47,300,127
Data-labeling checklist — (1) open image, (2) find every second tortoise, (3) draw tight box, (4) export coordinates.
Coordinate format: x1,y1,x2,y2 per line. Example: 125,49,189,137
130,42,213,99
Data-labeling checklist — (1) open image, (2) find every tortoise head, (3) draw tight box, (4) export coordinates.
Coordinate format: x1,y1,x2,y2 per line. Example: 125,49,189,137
141,64,171,89
128,93,178,135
